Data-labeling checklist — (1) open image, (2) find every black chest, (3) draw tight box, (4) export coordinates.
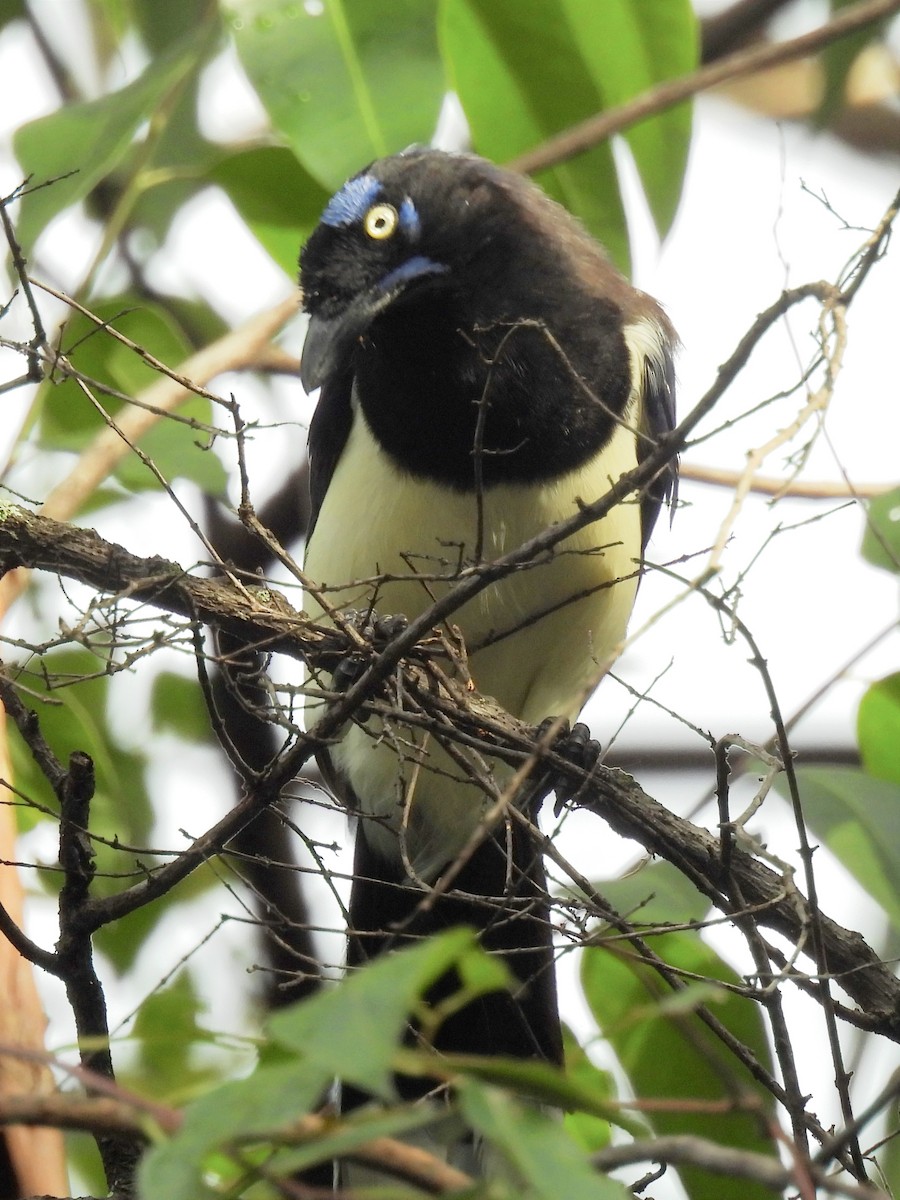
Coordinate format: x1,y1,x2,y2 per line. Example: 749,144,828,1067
352,289,633,491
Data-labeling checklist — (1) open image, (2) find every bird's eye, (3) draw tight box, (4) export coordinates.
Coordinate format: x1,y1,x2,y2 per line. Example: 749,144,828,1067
364,203,399,240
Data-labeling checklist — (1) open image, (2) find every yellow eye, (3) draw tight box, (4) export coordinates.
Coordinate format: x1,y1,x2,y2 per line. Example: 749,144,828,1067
364,203,399,240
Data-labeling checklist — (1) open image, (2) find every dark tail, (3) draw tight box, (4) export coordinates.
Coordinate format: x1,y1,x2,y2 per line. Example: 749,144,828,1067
346,808,562,1098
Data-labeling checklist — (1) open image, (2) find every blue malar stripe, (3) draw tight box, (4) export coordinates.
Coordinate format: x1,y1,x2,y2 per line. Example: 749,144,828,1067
378,256,448,292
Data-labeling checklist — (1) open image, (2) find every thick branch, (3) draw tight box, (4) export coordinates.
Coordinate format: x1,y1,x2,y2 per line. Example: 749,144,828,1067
0,505,330,669
1,506,897,1039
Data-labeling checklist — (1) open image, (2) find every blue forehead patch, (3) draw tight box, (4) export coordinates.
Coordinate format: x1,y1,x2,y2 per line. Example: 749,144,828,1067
321,174,382,227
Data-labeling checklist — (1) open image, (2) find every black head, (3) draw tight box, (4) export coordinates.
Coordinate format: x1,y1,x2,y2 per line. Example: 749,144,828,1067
298,148,622,390
300,148,677,526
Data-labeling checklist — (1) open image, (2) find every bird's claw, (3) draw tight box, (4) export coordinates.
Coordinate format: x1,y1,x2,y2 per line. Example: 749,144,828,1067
538,720,602,817
332,611,410,692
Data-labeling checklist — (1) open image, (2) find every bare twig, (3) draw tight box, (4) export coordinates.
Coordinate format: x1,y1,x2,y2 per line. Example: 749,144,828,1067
593,1136,889,1200
678,462,892,499
511,0,900,176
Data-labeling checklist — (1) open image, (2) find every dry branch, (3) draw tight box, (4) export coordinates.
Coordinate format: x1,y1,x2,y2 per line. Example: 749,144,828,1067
1,504,898,1042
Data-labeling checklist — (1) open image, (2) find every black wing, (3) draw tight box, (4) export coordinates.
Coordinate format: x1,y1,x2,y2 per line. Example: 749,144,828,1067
638,338,678,549
305,368,354,544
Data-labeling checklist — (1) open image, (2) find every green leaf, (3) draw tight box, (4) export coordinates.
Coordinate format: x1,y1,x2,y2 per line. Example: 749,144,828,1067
562,1032,620,1153
858,674,900,786
39,297,191,446
818,0,884,125
264,1102,447,1179
880,1111,900,1198
132,0,219,52
137,1059,330,1200
130,974,217,1100
268,927,482,1098
781,766,900,932
38,295,228,498
7,648,159,970
459,1079,630,1199
603,0,696,237
151,673,214,742
597,859,712,928
583,931,776,1200
0,0,26,27
115,396,229,496
209,145,331,276
9,649,152,845
861,486,900,573
420,1046,628,1131
13,29,207,251
440,0,696,271
229,0,445,189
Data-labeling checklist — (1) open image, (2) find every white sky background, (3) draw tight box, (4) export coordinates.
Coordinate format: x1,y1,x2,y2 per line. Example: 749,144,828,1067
1,2,900,1192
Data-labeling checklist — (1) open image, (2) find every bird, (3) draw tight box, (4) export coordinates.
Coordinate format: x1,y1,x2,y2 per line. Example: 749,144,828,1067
299,147,677,1112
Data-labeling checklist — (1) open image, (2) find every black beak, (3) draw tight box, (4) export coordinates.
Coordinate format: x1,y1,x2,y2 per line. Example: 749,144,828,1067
300,312,350,392
301,258,449,392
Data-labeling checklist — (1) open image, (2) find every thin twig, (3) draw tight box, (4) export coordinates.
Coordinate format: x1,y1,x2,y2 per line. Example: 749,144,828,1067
679,462,893,499
511,0,900,176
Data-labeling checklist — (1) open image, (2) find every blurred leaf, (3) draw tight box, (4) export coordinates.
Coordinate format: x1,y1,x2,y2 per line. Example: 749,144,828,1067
0,0,26,26
778,766,900,932
861,487,900,573
268,927,484,1098
881,1112,900,1197
609,0,696,237
137,1059,329,1200
598,858,711,928
126,11,225,246
114,397,229,496
87,0,130,54
459,1079,630,1199
133,0,219,51
440,0,696,272
38,295,228,498
263,1102,447,1179
209,145,330,275
229,0,445,189
819,0,882,125
151,673,214,742
10,649,152,844
40,297,192,445
421,1045,632,1132
139,932,500,1197
562,1031,619,1152
130,974,219,1099
583,931,775,1200
8,648,161,969
858,673,900,786
157,296,230,349
64,1132,106,1200
13,27,209,250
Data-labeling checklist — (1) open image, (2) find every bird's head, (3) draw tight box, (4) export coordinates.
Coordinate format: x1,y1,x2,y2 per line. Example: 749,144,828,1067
298,148,547,391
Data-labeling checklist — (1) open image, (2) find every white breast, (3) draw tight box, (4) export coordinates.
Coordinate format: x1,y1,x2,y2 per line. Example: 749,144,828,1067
305,404,641,879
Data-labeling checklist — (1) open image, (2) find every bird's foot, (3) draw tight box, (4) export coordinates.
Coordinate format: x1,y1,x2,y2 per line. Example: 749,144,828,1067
533,719,602,817
331,611,410,691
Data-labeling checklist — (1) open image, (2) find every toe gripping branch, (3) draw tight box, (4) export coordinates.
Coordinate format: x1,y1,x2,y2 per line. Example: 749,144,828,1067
539,719,603,817
330,611,411,692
